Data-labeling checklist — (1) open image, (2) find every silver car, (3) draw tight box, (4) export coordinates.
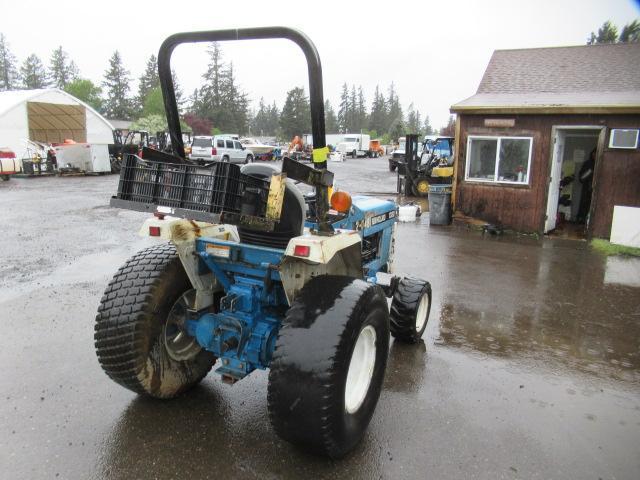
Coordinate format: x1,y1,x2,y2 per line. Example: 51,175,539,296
189,135,254,164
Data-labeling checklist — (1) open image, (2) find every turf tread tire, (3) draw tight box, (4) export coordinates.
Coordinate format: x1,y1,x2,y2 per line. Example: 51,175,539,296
94,244,215,398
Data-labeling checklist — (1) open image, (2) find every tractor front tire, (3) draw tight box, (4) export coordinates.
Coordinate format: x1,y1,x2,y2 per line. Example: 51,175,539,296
94,244,216,399
390,277,432,343
389,162,396,172
268,275,390,458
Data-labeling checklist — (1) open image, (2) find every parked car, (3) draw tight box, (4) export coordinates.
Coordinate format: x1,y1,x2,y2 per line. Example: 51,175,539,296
189,135,254,164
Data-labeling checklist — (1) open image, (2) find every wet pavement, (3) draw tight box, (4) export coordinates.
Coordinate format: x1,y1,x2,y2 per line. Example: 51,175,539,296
1,156,639,479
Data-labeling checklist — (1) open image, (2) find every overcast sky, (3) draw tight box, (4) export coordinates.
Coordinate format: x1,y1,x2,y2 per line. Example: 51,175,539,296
2,0,639,128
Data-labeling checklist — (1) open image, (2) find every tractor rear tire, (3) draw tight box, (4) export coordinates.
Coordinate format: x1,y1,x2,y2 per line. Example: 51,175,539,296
94,244,216,399
390,277,432,344
268,275,390,458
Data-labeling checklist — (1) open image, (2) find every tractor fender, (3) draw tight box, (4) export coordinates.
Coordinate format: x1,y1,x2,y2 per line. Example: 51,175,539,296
138,218,238,309
280,231,363,304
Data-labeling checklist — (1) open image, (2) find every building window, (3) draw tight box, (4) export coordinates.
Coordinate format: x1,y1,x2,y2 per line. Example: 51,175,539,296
466,136,533,184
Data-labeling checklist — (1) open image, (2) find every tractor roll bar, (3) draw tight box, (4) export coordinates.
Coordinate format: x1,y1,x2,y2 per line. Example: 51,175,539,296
158,27,326,166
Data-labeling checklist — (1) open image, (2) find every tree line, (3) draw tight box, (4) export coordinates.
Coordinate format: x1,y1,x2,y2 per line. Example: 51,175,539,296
587,19,639,44
1,20,638,140
0,34,442,141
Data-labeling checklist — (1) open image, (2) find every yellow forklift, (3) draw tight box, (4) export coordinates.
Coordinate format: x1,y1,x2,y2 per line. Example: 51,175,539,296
396,134,454,196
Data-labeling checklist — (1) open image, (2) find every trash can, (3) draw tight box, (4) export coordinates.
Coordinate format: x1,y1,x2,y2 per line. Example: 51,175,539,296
22,160,34,174
428,184,452,225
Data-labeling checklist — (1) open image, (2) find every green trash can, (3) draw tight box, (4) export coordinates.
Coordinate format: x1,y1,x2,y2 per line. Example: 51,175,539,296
428,184,452,225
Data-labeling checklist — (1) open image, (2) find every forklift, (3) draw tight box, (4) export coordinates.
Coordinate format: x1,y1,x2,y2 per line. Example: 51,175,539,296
396,134,454,196
108,129,150,173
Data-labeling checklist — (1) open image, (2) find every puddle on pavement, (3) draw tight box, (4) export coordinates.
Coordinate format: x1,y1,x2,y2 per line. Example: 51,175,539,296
394,220,640,385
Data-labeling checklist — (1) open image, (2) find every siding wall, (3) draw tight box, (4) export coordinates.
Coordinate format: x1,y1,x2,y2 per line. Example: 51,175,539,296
455,114,640,238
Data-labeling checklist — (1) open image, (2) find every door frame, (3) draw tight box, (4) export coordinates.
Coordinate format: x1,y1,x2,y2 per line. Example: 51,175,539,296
544,125,606,236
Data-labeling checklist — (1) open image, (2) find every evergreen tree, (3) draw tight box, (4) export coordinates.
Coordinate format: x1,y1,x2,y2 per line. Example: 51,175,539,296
348,85,358,132
337,83,350,133
48,46,78,89
406,103,423,135
368,85,387,134
251,97,269,135
136,54,159,110
267,101,280,136
618,19,640,42
251,97,280,136
223,63,250,134
422,115,435,136
64,78,102,111
197,43,226,125
279,87,310,139
0,34,19,90
588,20,619,44
102,50,133,119
386,82,403,138
172,69,185,112
196,44,250,133
356,86,367,132
188,88,200,113
325,99,339,134
20,54,48,89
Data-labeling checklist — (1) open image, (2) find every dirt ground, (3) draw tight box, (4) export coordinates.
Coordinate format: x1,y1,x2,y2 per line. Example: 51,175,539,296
1,156,639,479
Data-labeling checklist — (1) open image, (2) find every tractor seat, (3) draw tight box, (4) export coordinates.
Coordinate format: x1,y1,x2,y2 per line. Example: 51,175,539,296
238,163,306,250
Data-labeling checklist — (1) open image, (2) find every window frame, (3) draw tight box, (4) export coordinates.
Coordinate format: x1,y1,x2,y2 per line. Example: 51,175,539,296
464,135,533,185
608,128,639,149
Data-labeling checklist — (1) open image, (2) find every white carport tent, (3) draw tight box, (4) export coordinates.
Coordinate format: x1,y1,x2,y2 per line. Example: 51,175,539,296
0,89,114,161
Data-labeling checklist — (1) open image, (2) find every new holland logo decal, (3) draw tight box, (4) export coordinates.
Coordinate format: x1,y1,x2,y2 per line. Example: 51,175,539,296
363,210,396,229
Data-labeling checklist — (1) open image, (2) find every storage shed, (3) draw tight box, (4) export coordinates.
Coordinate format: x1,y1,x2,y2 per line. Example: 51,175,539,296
0,89,114,160
450,43,640,239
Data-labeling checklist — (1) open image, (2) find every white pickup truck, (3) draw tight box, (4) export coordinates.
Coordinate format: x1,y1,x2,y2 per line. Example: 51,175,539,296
336,134,371,158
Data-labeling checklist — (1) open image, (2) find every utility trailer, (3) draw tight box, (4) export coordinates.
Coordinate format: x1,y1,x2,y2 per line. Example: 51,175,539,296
0,148,18,180
53,143,111,174
96,27,433,459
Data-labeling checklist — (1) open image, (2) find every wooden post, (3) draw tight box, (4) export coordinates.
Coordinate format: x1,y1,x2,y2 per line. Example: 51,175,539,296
451,115,462,213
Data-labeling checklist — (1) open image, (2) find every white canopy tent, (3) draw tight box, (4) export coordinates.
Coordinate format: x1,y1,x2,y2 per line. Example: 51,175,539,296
0,89,114,161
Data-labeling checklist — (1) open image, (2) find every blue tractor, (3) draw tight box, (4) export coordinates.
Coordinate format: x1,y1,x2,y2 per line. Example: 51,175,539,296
95,27,432,458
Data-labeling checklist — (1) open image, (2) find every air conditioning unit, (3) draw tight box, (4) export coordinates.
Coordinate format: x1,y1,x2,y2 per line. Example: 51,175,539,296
609,129,639,149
